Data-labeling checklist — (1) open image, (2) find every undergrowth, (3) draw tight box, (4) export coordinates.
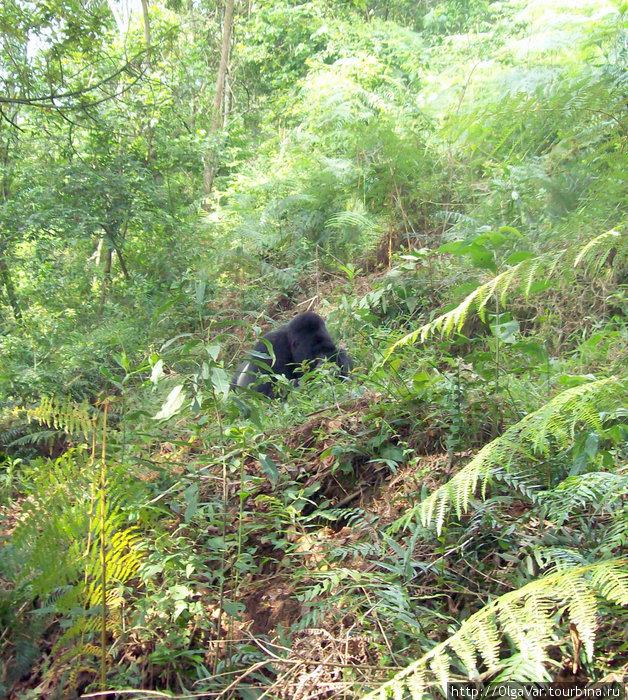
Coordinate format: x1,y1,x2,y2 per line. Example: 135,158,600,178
0,0,626,697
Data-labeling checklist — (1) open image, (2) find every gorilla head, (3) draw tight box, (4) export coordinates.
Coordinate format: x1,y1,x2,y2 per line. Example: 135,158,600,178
232,311,353,398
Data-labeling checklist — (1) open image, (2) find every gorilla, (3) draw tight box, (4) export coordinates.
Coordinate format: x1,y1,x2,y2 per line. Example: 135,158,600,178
232,311,353,398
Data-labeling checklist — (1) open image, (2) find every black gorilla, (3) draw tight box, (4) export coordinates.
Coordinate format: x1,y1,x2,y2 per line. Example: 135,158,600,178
232,311,353,397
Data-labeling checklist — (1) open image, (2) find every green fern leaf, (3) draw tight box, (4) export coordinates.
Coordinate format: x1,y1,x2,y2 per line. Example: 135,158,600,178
417,377,624,534
361,560,627,700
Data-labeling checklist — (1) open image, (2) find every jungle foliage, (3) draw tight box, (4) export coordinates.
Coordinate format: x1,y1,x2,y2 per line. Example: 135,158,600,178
0,0,626,698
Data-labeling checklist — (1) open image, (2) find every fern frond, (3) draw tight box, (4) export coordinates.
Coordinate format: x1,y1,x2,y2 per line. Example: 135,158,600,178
325,210,378,232
540,472,628,525
497,596,553,680
67,662,98,696
413,377,624,534
361,559,628,700
470,614,501,670
591,560,628,604
573,228,622,272
26,395,93,442
407,669,427,699
382,229,626,361
9,428,62,447
564,577,598,658
84,525,143,608
383,249,565,360
8,448,143,605
430,650,450,694
449,632,479,679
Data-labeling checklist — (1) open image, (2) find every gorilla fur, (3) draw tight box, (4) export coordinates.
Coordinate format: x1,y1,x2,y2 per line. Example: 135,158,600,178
232,311,353,397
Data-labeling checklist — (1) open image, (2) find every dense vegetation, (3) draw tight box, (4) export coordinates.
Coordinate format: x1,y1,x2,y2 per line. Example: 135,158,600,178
0,0,626,697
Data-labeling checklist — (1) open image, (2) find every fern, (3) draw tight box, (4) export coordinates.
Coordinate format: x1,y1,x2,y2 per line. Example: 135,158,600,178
7,449,142,602
573,229,624,271
3,446,141,690
5,446,143,693
540,472,628,526
325,209,378,232
383,229,625,361
26,395,94,442
397,377,626,535
10,428,63,448
362,559,628,699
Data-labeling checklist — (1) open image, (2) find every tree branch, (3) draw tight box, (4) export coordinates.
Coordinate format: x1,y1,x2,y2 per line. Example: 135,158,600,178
0,46,153,109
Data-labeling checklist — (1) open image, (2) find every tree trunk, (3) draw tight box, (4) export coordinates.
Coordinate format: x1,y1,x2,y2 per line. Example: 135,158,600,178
114,246,130,281
139,0,156,168
203,155,217,199
0,253,22,321
203,0,236,201
98,244,113,318
212,0,235,132
102,226,131,281
140,0,152,65
223,73,231,127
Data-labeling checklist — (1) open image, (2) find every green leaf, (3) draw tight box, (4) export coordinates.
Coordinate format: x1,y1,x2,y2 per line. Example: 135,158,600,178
528,280,554,294
468,244,497,272
206,344,221,361
173,601,188,620
170,585,192,600
412,371,431,390
153,384,186,420
100,368,124,391
210,367,231,399
506,251,535,264
451,281,481,298
492,319,520,343
584,433,599,459
474,231,509,248
142,564,163,578
222,601,244,618
259,452,279,487
556,374,598,388
438,240,469,254
150,359,164,385
184,484,199,522
116,352,130,371
497,226,523,239
195,279,207,306
513,340,548,361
